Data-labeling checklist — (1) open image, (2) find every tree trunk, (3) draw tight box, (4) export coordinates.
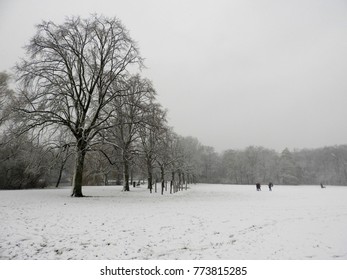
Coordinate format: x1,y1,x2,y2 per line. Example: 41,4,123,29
71,139,87,197
161,166,165,195
104,172,109,186
130,167,134,186
148,174,152,193
55,161,64,188
148,166,153,193
123,152,130,191
171,171,175,193
178,171,182,191
185,173,188,190
146,156,153,192
55,149,69,188
115,165,122,185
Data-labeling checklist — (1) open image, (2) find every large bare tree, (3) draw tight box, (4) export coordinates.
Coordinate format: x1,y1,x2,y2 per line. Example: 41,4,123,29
15,15,142,196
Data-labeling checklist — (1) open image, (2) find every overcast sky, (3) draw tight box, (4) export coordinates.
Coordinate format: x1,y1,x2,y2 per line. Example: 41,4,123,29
1,0,346,152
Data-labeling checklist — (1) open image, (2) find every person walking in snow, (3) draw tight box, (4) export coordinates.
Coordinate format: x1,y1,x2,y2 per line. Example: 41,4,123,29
268,182,273,191
256,183,261,191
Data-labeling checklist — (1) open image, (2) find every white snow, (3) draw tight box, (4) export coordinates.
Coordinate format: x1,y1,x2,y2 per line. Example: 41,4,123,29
1,184,346,260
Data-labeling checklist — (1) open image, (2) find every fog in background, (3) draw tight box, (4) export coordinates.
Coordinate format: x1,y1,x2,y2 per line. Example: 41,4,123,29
1,0,346,152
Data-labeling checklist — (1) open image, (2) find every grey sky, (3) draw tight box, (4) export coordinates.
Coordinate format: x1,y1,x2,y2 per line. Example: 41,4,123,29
1,0,346,152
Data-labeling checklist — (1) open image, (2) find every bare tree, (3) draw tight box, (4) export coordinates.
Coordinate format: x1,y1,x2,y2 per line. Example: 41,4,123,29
102,75,156,191
15,15,142,196
178,136,204,186
155,127,178,194
138,102,167,193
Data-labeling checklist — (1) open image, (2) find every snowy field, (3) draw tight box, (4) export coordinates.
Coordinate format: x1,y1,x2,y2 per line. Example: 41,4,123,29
1,184,346,260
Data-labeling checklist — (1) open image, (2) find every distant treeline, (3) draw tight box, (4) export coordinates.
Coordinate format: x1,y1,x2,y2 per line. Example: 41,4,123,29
204,145,347,186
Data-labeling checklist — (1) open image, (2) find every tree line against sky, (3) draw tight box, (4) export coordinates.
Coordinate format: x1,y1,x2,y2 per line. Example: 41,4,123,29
1,15,346,195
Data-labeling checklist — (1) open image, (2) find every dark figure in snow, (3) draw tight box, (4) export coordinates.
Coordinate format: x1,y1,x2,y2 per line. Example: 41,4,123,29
268,182,273,191
256,183,261,191
320,183,326,189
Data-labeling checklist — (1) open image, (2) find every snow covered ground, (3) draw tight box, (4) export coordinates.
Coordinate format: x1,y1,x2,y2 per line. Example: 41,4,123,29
1,184,346,260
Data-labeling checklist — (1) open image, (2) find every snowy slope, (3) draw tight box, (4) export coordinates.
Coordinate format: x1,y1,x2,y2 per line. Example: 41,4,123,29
1,184,346,260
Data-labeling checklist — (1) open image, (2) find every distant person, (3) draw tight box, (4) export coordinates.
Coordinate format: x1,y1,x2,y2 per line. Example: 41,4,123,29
256,183,261,191
320,183,326,189
268,182,273,191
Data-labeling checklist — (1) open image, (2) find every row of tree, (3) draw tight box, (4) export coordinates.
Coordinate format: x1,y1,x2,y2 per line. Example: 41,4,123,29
0,15,206,195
